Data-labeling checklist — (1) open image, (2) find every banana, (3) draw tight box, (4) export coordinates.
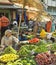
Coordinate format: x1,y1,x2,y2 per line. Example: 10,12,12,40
0,54,19,62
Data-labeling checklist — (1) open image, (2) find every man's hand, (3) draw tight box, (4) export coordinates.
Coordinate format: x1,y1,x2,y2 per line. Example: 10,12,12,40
0,45,5,51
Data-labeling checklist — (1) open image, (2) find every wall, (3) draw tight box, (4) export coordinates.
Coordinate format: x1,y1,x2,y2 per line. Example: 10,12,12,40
41,0,56,18
44,0,56,7
0,9,11,20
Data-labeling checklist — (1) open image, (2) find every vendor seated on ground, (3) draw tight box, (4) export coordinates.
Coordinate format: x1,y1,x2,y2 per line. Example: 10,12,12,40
1,29,20,50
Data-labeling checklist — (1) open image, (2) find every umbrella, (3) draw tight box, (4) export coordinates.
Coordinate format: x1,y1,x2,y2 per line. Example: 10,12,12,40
1,16,10,27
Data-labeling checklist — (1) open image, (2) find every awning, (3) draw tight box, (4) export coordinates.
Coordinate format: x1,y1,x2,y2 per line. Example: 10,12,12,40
0,4,20,9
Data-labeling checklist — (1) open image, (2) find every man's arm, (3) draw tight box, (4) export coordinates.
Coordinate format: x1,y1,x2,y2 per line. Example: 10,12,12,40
12,36,20,44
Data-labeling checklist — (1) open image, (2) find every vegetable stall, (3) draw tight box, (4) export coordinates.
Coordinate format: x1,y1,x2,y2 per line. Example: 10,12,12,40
0,39,56,65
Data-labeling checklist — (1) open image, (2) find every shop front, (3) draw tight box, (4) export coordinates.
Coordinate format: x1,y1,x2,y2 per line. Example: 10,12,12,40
0,4,19,22
0,9,11,20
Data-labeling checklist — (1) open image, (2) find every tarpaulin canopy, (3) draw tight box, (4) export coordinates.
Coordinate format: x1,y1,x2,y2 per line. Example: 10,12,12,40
41,15,51,22
13,0,44,10
25,6,39,11
12,0,52,21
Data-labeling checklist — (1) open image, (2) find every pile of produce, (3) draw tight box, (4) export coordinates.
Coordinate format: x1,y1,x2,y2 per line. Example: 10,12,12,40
18,40,53,57
0,54,19,62
0,39,56,65
36,40,47,46
35,52,56,65
17,45,37,56
17,44,48,57
17,46,30,56
6,56,36,65
33,45,48,53
28,38,39,44
51,43,56,51
3,46,17,54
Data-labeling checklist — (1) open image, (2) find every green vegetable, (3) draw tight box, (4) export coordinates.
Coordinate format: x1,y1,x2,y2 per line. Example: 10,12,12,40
51,43,56,51
13,56,36,65
36,40,47,46
6,62,14,65
34,45,48,53
4,46,17,54
17,45,37,57
26,63,31,65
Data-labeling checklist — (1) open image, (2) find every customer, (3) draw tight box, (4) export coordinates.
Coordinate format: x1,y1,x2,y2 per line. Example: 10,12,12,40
12,20,18,37
51,20,55,32
46,21,52,32
1,29,19,50
28,19,34,29
0,15,10,38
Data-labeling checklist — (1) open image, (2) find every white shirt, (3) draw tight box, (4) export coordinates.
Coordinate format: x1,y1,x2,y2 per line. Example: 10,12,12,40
1,35,19,47
47,33,52,39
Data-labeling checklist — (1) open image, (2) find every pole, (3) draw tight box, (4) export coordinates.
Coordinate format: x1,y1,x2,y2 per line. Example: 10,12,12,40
18,0,27,39
18,13,22,39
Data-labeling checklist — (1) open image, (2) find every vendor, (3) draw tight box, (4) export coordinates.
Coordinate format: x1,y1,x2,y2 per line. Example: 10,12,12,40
1,29,20,50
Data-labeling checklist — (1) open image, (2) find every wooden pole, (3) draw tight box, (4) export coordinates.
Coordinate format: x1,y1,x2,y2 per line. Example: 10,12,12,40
18,13,22,38
18,0,26,39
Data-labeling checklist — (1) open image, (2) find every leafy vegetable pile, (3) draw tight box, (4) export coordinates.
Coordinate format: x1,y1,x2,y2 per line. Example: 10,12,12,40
3,46,17,54
51,44,56,51
17,45,37,56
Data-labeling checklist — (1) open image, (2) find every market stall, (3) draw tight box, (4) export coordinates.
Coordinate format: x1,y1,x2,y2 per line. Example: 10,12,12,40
0,39,56,65
1,0,56,65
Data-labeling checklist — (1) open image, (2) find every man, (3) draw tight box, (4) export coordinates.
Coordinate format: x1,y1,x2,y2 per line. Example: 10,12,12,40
1,29,19,50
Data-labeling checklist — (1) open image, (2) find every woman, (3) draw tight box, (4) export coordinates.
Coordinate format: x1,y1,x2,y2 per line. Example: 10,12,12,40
1,29,19,50
51,21,55,32
46,21,52,32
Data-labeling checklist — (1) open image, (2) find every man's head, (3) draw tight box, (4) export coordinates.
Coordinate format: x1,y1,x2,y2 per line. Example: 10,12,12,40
5,29,12,37
13,21,17,26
